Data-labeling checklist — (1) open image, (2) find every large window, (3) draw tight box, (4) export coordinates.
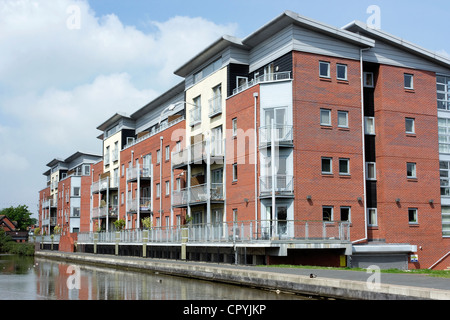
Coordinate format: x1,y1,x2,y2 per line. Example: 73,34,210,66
440,161,450,196
437,75,450,110
442,206,450,237
438,118,450,153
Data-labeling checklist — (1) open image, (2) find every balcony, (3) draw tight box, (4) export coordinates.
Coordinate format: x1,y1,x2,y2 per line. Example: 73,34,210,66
259,125,293,147
127,197,151,214
259,175,294,197
92,205,118,219
208,94,222,117
42,198,56,208
232,71,292,96
126,166,152,182
172,139,225,168
189,105,201,126
172,183,224,207
91,177,116,194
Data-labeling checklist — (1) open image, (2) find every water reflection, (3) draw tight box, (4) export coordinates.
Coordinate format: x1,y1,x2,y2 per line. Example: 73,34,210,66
0,255,306,300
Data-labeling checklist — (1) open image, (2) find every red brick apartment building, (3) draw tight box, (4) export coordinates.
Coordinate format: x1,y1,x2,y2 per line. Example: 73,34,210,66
38,11,449,269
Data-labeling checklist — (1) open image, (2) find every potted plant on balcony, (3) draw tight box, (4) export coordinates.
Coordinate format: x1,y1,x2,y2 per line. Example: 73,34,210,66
141,216,152,230
113,219,125,231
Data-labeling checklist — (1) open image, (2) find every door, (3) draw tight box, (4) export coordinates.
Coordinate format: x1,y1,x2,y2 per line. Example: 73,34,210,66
143,154,151,177
211,126,223,156
264,205,288,239
264,108,287,142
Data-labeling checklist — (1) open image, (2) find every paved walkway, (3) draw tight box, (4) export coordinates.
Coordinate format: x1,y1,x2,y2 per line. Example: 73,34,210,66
35,251,450,300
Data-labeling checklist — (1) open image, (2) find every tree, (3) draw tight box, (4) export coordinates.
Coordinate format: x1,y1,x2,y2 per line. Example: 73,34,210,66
0,205,34,231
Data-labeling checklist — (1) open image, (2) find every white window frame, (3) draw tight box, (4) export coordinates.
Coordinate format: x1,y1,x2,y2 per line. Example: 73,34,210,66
340,206,351,222
365,117,375,135
407,162,417,179
336,64,348,81
337,110,349,128
156,183,161,198
366,162,377,180
364,72,374,88
404,73,414,90
321,157,333,175
165,181,170,196
165,145,170,161
339,158,350,175
232,118,237,137
156,149,161,164
367,208,378,226
405,117,415,134
322,206,334,222
319,61,330,78
232,163,238,182
320,109,331,126
408,208,418,224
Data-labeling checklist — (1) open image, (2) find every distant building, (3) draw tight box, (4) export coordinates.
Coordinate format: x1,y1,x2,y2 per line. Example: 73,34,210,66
0,215,28,242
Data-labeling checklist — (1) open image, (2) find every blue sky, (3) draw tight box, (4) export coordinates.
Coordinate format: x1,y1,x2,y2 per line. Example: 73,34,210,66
0,0,449,219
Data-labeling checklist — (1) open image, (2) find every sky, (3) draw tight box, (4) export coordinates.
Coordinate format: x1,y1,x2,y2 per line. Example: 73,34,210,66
1,0,450,219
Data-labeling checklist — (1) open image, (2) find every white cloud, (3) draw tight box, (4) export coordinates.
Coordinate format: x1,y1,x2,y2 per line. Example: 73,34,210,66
0,0,238,213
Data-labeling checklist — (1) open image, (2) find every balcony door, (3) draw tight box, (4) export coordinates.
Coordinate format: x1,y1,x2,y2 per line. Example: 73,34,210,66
264,205,288,239
211,125,223,156
263,107,287,143
143,154,151,177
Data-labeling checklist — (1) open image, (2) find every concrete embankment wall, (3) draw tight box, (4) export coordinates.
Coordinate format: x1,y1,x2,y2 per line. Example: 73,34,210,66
35,251,450,300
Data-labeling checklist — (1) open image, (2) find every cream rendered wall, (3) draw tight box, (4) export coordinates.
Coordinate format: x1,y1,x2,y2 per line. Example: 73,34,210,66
185,67,227,144
103,131,121,188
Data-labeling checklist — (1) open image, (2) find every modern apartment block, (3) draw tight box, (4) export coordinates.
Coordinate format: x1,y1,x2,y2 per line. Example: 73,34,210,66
39,152,101,235
38,11,450,269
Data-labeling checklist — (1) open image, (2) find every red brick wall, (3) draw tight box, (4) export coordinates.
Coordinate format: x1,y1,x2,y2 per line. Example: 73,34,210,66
119,120,187,229
292,51,366,241
374,64,447,269
225,86,260,222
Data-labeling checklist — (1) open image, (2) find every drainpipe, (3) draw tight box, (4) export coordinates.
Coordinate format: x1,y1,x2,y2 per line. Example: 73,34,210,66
352,47,371,245
254,92,259,234
160,136,163,226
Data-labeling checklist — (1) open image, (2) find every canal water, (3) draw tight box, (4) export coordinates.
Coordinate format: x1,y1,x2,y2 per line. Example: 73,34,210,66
0,254,306,300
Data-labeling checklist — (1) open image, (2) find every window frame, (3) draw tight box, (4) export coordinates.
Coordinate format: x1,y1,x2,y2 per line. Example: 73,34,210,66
366,162,377,181
320,108,332,126
364,72,374,88
405,117,415,134
407,162,417,179
232,163,238,182
337,110,349,128
364,117,375,135
340,206,351,222
367,208,378,226
339,158,350,175
408,208,418,224
321,157,333,175
404,73,414,90
336,64,348,81
232,118,237,137
319,61,331,78
322,206,334,222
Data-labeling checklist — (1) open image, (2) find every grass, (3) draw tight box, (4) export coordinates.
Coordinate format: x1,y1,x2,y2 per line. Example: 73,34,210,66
258,264,450,278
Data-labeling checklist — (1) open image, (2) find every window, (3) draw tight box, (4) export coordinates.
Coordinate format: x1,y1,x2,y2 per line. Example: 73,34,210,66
442,206,450,237
232,163,238,181
367,208,377,226
322,206,333,221
337,64,347,80
156,149,161,164
407,162,417,179
338,111,349,128
438,118,450,153
366,162,377,180
405,118,415,134
365,117,375,135
232,118,237,137
408,208,418,224
319,61,330,78
165,145,170,161
233,209,238,222
340,207,351,222
437,75,450,110
72,207,80,217
165,181,170,196
121,192,124,205
404,73,414,89
440,161,450,196
321,157,332,174
236,76,248,89
364,72,374,87
156,183,161,198
83,165,90,176
176,178,181,191
121,164,125,177
339,158,350,175
72,187,80,197
320,109,331,126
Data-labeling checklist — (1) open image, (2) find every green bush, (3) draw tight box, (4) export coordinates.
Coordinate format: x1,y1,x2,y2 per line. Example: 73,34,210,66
0,229,34,256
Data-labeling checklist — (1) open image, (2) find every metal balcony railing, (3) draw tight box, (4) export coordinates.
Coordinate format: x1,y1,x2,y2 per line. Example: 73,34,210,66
259,175,294,196
232,72,292,96
259,125,293,146
77,220,351,245
208,94,222,117
189,105,201,126
126,166,152,182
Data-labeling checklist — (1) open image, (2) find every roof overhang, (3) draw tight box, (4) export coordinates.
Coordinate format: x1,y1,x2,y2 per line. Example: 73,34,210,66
243,10,375,49
343,20,450,69
96,112,131,132
174,35,248,78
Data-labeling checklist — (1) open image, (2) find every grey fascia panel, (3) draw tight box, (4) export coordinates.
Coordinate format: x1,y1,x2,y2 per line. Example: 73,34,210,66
352,244,417,254
174,35,248,78
96,112,132,132
343,20,450,70
243,10,375,49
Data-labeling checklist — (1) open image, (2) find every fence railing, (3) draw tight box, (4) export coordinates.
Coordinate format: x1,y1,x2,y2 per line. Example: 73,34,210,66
77,220,350,245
